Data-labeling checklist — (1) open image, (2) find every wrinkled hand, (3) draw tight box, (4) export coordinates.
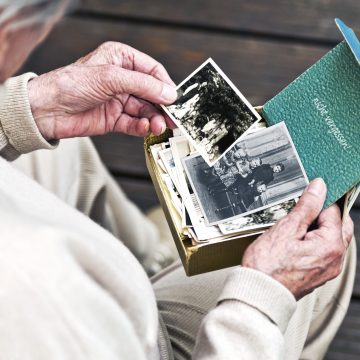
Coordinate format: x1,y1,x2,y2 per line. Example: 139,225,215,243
28,42,178,140
242,178,354,300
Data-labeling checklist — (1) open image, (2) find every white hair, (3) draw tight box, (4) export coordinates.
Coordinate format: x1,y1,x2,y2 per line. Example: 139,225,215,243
0,0,74,30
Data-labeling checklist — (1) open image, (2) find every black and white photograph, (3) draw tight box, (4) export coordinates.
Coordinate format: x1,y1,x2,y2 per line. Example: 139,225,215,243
182,122,309,225
162,58,261,166
159,148,180,190
219,199,297,235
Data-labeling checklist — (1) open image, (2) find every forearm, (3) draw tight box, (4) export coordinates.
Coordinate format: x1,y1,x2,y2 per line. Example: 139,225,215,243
193,268,296,360
0,73,57,161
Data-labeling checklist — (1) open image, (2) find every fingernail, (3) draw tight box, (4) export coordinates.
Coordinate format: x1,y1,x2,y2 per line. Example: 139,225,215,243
160,123,166,134
161,85,177,104
144,121,150,134
307,178,326,196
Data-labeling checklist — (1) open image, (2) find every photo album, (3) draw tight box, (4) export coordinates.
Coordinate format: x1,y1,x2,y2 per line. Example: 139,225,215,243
146,19,360,274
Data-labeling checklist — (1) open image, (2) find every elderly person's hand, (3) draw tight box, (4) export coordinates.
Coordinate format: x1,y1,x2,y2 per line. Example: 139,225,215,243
243,178,354,300
28,42,178,139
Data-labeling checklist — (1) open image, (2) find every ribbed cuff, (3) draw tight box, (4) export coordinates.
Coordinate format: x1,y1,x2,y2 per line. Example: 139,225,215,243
0,73,58,160
218,267,297,333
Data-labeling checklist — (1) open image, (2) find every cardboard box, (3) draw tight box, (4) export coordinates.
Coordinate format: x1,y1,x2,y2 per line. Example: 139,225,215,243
145,109,266,276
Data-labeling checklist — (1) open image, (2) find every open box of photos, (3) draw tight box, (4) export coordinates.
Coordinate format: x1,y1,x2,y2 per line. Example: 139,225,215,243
145,57,359,276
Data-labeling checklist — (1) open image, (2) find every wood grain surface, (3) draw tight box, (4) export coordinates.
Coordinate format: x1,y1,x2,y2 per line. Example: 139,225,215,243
80,0,360,43
23,17,331,106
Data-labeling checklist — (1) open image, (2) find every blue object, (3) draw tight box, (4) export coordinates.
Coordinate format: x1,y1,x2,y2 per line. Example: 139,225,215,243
336,18,360,66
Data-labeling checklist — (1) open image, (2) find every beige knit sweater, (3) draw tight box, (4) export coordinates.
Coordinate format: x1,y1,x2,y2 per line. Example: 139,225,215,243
0,73,297,359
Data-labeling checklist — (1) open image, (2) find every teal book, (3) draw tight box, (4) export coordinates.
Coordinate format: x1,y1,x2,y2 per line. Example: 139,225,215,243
262,21,360,207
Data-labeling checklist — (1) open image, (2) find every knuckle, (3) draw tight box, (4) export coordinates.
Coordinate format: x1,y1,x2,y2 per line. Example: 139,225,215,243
331,262,342,279
96,65,122,92
271,217,286,231
54,66,72,91
273,216,295,234
290,211,302,225
100,63,113,74
342,215,354,246
98,64,114,83
139,102,152,116
103,64,120,81
278,214,293,225
336,262,344,276
99,41,116,51
152,62,167,77
328,243,344,259
346,218,355,234
286,211,303,228
327,270,338,282
345,231,354,246
349,219,355,233
157,62,167,73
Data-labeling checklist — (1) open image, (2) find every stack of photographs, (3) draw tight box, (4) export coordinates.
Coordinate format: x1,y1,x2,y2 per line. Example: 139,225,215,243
151,59,309,244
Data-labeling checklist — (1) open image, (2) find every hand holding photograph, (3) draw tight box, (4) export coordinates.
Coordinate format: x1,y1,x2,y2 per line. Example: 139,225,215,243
182,122,309,224
162,58,261,165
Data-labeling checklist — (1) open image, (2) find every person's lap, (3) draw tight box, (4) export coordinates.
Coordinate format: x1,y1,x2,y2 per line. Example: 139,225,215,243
12,137,357,360
152,236,356,360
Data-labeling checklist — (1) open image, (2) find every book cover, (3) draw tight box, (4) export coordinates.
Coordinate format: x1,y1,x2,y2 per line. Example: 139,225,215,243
262,40,360,207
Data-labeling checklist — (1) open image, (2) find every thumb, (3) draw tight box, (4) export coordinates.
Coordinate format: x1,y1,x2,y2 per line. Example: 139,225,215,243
102,65,178,105
289,178,327,237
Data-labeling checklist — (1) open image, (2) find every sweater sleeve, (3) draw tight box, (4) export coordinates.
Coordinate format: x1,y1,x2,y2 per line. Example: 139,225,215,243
192,267,297,360
0,73,58,161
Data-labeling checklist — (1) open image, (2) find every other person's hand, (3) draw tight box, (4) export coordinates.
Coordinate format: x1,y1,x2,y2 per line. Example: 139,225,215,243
28,42,178,140
242,178,354,300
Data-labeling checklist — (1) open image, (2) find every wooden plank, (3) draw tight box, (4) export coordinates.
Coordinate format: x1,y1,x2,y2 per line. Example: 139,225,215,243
22,17,330,107
354,196,360,209
91,134,147,177
326,300,360,359
351,209,360,298
326,353,360,360
80,0,360,43
351,209,360,239
115,176,159,211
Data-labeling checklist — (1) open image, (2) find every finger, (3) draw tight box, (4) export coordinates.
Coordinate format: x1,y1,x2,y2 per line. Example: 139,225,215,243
148,114,166,136
113,113,150,137
79,42,176,86
123,45,176,86
304,205,344,252
317,204,342,231
123,96,168,136
126,97,177,132
102,66,177,105
164,114,177,129
153,104,177,129
124,96,163,119
288,178,327,237
342,213,354,248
